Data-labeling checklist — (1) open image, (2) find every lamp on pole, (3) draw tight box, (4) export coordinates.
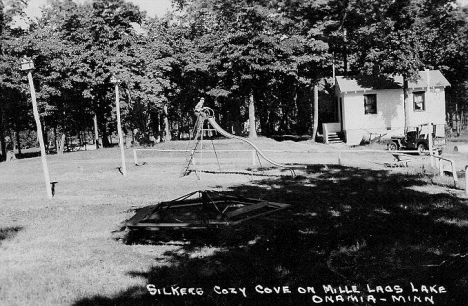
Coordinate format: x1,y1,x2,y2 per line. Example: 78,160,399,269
110,74,127,177
21,56,53,198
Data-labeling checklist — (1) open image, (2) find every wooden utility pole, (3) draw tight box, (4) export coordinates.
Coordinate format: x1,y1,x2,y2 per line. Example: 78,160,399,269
21,57,52,199
111,75,127,177
311,85,319,142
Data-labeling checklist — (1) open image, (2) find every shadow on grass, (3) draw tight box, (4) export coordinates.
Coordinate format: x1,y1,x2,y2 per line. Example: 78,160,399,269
75,165,468,306
0,227,22,246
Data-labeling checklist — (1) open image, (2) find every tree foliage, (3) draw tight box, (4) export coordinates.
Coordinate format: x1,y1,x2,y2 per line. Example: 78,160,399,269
1,0,468,157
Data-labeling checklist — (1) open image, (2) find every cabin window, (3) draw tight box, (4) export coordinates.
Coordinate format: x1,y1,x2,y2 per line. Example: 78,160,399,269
364,94,377,114
413,91,425,111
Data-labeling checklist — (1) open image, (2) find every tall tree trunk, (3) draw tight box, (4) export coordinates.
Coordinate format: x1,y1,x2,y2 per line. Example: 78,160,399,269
97,102,110,147
259,107,269,137
248,90,257,139
232,99,242,135
403,76,411,131
343,29,348,75
268,111,276,135
53,125,57,153
58,133,65,154
153,110,160,139
343,46,348,75
94,114,99,149
15,127,21,155
311,85,319,142
175,119,180,140
281,109,289,133
101,126,110,147
163,104,171,141
0,107,6,161
41,121,48,151
159,112,164,141
9,129,16,154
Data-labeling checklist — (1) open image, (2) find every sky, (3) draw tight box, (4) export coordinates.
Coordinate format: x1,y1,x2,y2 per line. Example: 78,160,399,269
25,0,174,19
21,0,468,21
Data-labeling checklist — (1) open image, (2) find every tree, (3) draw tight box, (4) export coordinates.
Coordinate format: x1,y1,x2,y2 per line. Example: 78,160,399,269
318,0,467,130
0,0,31,160
170,0,329,138
2,0,467,151
28,0,146,147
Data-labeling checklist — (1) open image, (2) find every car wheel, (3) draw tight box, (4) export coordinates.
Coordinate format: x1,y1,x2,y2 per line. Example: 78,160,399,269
388,142,398,151
417,143,427,155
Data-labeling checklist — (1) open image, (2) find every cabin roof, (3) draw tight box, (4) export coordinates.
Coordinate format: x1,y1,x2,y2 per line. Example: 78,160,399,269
336,70,450,93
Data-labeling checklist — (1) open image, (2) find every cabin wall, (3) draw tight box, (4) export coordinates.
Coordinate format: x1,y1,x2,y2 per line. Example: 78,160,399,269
340,88,446,145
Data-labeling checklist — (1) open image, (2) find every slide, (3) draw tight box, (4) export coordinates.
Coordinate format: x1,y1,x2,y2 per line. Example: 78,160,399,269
207,117,305,174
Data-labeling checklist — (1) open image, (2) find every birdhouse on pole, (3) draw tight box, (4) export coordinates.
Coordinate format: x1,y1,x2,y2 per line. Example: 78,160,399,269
20,56,35,71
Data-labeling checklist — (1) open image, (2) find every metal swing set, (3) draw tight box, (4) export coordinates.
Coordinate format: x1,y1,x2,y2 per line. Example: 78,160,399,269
125,100,299,232
180,101,303,178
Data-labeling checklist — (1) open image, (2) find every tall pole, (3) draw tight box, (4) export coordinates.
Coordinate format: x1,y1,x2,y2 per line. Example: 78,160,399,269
428,123,435,169
114,80,127,176
403,76,410,131
27,70,53,198
312,85,319,142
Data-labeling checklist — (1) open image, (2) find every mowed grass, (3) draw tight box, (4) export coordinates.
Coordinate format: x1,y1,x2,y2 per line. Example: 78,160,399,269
1,137,468,306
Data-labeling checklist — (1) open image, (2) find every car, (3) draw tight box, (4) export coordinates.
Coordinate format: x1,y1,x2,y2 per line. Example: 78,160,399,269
388,124,445,155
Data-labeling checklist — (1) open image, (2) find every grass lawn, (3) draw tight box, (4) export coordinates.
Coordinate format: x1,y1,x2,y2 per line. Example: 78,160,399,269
1,137,468,305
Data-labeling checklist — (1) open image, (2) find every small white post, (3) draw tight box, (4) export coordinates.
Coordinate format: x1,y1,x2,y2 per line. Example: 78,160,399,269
22,59,52,199
133,149,138,165
338,151,342,165
452,160,458,184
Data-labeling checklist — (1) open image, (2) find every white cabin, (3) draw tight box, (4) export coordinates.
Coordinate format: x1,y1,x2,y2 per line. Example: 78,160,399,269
323,70,450,145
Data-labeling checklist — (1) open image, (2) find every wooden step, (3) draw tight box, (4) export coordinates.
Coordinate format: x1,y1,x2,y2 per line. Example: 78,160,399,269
327,132,345,143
